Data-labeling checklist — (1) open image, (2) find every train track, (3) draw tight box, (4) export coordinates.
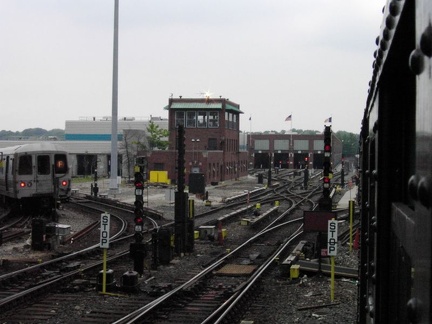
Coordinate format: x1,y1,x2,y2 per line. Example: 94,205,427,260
0,172,354,323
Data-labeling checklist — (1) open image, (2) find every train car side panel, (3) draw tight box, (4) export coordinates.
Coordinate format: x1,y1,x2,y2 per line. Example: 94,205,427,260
360,0,432,323
408,0,432,322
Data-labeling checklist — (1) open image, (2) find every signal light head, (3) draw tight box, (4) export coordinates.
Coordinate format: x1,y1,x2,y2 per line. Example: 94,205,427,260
134,216,143,224
134,216,144,233
135,182,143,188
323,176,330,188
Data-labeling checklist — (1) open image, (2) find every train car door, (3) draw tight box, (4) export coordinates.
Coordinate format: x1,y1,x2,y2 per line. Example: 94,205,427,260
35,154,52,194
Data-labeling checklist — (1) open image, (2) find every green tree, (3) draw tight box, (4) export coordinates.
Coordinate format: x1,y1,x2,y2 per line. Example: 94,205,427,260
147,121,169,150
120,129,148,181
335,131,359,157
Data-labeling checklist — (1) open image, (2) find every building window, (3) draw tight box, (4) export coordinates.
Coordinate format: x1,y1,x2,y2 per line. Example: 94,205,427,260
175,111,185,127
197,111,207,128
186,111,196,128
208,112,219,128
225,112,234,129
208,138,218,150
153,163,164,171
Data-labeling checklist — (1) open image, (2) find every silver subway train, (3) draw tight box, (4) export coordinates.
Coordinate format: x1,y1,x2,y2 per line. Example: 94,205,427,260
0,142,71,213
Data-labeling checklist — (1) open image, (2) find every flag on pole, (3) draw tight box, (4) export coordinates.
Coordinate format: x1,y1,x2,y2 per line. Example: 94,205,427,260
324,117,332,123
285,114,292,121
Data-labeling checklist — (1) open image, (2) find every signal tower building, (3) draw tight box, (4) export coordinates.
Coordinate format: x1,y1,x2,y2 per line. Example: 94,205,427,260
146,97,249,186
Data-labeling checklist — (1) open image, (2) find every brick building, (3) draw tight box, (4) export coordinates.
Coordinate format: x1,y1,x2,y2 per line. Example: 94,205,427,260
147,97,249,185
248,131,342,170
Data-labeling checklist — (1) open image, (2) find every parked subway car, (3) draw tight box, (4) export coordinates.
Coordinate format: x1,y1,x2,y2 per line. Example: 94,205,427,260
359,0,432,323
0,142,71,212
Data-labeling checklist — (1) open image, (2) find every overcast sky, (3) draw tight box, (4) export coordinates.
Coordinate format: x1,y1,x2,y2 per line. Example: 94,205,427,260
1,0,385,134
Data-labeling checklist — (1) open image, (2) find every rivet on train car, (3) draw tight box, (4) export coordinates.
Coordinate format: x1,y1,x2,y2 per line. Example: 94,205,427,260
417,176,431,208
378,49,384,59
408,175,419,200
383,28,391,41
409,48,425,75
374,64,380,74
420,24,432,57
389,1,401,17
376,56,382,67
385,15,396,30
380,39,388,51
407,297,423,324
371,217,377,231
372,170,378,181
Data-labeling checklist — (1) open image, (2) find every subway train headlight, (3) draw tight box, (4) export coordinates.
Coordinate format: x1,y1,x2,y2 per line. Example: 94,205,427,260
27,181,32,187
61,180,68,187
19,181,26,188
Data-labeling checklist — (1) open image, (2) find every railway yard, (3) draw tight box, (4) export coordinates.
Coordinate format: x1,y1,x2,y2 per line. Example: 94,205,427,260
0,170,359,323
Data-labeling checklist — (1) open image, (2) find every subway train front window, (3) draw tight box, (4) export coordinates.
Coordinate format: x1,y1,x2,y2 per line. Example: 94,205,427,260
18,155,32,175
37,155,50,175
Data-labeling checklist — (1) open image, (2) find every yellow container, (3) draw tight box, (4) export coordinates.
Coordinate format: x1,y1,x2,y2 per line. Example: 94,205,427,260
222,228,227,239
149,171,170,184
194,231,199,239
290,264,300,279
240,219,249,226
256,203,261,209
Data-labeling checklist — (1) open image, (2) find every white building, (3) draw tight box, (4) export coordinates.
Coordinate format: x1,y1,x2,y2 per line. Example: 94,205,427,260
0,116,168,179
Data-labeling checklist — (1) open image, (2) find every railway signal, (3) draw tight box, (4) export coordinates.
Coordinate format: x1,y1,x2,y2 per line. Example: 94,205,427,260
130,166,146,275
134,200,144,242
175,125,189,255
134,170,144,196
320,126,332,211
177,125,186,193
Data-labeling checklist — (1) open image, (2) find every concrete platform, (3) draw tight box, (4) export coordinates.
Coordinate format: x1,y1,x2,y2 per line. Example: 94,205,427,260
336,186,357,209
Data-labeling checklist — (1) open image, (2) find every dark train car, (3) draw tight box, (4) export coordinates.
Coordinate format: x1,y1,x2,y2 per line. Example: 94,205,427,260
0,142,71,212
359,0,432,323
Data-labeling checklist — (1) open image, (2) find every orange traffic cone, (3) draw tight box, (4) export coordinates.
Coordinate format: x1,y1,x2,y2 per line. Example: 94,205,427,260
353,228,360,250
